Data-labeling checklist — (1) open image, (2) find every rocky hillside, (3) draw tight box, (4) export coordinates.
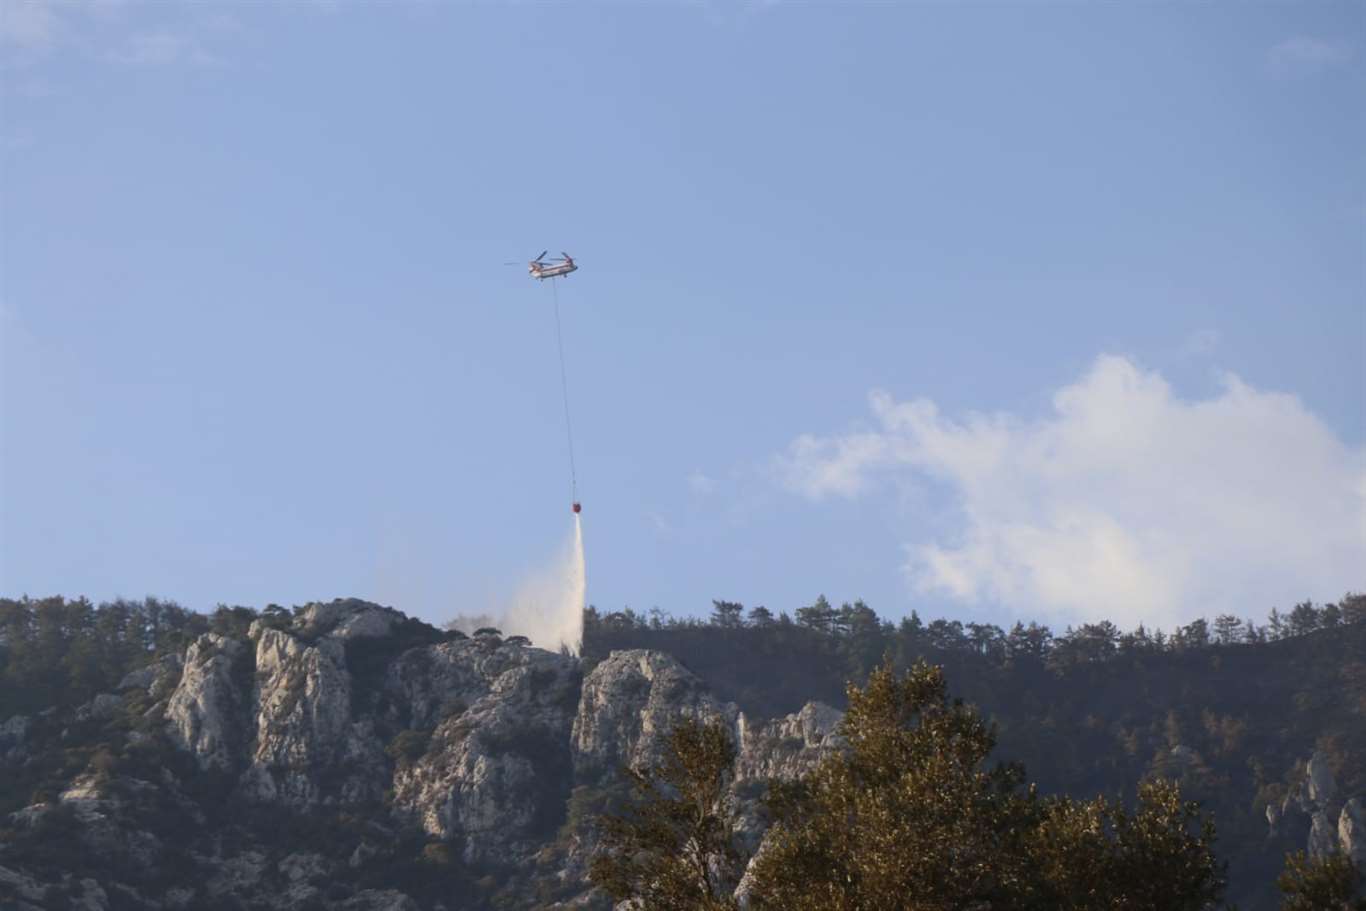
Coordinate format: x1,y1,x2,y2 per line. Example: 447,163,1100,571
0,600,838,910
2,597,1362,910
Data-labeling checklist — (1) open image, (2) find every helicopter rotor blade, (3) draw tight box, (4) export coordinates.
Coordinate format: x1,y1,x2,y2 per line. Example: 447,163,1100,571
535,250,548,262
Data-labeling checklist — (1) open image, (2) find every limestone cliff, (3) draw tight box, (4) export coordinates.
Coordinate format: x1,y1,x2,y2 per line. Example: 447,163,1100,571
1266,748,1365,873
0,600,840,911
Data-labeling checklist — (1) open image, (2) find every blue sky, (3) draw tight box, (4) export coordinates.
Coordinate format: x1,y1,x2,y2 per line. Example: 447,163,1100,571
2,0,1362,634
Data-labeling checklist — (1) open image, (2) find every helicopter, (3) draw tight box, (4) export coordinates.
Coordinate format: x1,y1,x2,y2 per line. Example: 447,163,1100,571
523,251,577,281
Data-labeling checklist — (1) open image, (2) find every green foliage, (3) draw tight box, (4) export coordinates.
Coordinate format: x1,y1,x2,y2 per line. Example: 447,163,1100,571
584,595,1366,908
209,604,258,639
749,661,1226,911
1031,779,1226,910
1277,851,1366,910
562,780,634,839
0,596,205,718
590,718,744,910
751,660,1038,909
583,594,1366,720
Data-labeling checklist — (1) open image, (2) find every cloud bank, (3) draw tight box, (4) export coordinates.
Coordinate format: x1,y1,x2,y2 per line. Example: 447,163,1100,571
777,355,1365,630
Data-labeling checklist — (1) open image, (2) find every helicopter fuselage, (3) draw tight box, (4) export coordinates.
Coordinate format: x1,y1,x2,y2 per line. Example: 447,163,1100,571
530,261,577,280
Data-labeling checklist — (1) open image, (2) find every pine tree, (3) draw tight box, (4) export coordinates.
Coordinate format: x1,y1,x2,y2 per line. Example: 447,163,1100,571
750,661,1039,910
747,661,1226,910
589,719,743,910
1277,851,1366,910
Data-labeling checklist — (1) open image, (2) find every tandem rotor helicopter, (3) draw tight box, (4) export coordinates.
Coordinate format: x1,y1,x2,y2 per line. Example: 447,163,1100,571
518,251,577,281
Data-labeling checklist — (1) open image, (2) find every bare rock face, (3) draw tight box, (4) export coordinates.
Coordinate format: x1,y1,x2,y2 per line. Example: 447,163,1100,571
1280,750,1340,822
390,640,580,863
1309,809,1339,858
239,600,410,805
1305,751,1338,808
734,701,843,784
293,599,403,641
1269,749,1360,862
165,633,249,771
1339,798,1365,869
730,700,845,855
239,627,359,805
385,638,508,731
571,650,738,779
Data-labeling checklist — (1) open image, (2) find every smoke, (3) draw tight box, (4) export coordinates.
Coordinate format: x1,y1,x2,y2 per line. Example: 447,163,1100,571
452,516,585,654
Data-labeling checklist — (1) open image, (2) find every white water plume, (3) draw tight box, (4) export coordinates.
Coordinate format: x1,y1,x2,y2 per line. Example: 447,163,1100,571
497,515,586,655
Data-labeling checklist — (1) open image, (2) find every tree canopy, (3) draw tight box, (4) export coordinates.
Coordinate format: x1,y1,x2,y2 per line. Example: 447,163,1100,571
594,661,1230,911
750,661,1227,910
589,718,744,911
1276,851,1366,911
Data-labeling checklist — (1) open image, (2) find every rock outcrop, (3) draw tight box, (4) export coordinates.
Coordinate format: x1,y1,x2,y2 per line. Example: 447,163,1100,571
165,633,249,771
1340,797,1365,870
391,639,580,862
2,600,851,911
730,700,844,855
1267,749,1364,867
734,700,843,783
572,649,738,779
239,625,375,805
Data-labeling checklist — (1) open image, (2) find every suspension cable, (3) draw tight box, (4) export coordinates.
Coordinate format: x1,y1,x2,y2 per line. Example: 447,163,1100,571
551,277,578,505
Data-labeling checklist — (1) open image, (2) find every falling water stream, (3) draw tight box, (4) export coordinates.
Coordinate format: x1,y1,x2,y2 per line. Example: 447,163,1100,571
499,514,585,655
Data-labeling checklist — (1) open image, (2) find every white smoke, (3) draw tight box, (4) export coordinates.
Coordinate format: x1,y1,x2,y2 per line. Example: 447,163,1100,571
457,515,585,654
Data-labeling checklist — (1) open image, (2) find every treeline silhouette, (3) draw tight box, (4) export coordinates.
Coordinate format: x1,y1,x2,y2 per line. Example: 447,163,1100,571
582,593,1366,717
0,597,213,718
0,597,351,718
5,592,1359,725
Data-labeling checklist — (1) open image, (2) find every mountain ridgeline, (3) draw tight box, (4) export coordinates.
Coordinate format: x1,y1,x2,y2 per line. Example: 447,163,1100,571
0,594,1363,909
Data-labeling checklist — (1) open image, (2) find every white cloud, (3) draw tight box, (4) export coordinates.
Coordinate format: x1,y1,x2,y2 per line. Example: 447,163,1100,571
1269,37,1352,75
776,355,1366,630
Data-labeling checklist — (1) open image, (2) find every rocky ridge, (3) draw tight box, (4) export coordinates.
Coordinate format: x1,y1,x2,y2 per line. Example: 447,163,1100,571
0,600,840,911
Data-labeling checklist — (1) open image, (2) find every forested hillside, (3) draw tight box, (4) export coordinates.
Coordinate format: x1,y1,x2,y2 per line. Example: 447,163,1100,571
582,594,1366,909
0,593,1362,909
